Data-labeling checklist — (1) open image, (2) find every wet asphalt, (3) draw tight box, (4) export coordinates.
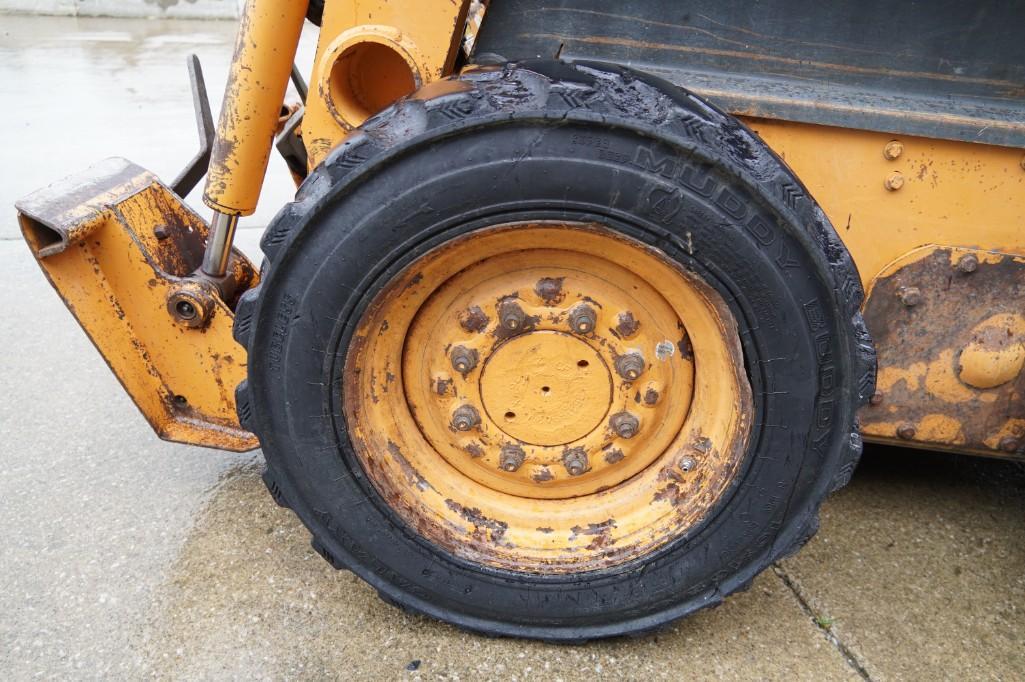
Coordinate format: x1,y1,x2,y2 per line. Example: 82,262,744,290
2,14,1024,680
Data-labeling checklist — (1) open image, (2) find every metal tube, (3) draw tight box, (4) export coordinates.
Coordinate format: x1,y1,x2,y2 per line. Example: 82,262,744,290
202,0,308,217
202,211,240,277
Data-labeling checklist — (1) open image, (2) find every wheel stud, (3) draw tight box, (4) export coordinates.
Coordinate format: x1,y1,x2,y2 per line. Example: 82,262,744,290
451,404,481,431
615,352,645,381
562,447,589,476
567,304,597,334
610,411,640,439
499,443,526,472
679,456,696,472
498,299,527,332
450,345,478,377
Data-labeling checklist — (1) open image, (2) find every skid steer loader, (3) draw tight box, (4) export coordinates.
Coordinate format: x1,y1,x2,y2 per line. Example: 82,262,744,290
15,0,1025,640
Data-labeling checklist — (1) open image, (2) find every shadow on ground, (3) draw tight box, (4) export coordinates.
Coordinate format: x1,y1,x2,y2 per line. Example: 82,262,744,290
142,446,1025,680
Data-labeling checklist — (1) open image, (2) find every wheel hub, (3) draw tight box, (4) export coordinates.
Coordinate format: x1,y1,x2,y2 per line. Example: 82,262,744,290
345,222,752,572
404,242,697,499
480,331,611,446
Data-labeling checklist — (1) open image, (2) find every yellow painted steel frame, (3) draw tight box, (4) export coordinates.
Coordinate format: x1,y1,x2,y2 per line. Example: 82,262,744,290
17,158,258,451
302,0,471,166
744,120,1025,458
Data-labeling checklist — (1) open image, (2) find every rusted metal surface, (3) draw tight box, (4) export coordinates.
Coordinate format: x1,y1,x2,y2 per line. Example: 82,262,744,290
18,158,258,452
344,222,752,573
860,246,1025,460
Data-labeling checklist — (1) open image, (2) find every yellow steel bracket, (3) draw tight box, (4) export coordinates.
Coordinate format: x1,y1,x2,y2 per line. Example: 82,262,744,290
18,158,259,452
303,0,472,166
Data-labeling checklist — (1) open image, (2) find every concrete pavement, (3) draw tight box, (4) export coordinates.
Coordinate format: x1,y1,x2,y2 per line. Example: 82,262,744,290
1,14,1024,681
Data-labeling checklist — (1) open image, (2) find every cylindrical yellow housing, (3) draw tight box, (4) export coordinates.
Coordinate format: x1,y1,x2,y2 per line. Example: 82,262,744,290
203,0,308,216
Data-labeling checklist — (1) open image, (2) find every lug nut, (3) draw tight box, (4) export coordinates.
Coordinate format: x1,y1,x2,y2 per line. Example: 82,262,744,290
679,456,696,472
499,443,526,471
615,352,645,381
498,299,527,332
562,447,589,476
897,286,922,307
568,304,597,334
999,436,1020,453
610,411,640,439
956,254,978,274
458,305,490,333
896,423,916,440
534,277,564,305
883,140,903,160
450,345,478,377
451,404,481,432
616,311,640,338
869,391,884,406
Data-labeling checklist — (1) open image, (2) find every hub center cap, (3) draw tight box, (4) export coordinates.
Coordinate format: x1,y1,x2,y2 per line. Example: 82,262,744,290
480,331,611,446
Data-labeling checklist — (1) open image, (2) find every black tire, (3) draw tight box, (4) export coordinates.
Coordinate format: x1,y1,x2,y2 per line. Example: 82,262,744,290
233,60,876,641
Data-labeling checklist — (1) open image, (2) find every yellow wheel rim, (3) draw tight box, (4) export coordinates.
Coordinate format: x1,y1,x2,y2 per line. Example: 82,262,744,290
345,222,752,573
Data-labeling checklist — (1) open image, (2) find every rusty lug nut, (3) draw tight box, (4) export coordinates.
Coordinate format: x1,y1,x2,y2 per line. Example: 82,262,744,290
450,345,478,376
451,404,481,432
883,140,904,160
998,436,1020,453
897,286,922,307
869,391,884,406
884,171,905,191
567,304,598,334
615,352,645,381
896,423,916,440
562,448,589,476
610,411,640,439
956,254,978,274
499,444,526,472
498,299,527,332
679,456,696,472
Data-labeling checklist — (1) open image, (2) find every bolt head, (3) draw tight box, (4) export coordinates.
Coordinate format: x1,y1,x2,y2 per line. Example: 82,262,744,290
999,436,1019,453
498,299,527,331
956,254,978,274
884,172,905,191
175,300,197,320
898,286,922,307
561,447,589,476
451,405,481,432
610,411,640,439
450,345,478,376
615,352,645,381
869,391,884,406
499,444,526,471
679,456,696,472
567,304,597,334
883,140,904,160
896,423,916,440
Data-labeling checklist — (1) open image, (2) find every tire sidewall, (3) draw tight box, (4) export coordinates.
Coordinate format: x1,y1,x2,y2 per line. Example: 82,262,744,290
247,117,855,637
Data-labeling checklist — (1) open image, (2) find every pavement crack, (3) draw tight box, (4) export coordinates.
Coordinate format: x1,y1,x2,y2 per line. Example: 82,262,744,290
772,563,874,681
